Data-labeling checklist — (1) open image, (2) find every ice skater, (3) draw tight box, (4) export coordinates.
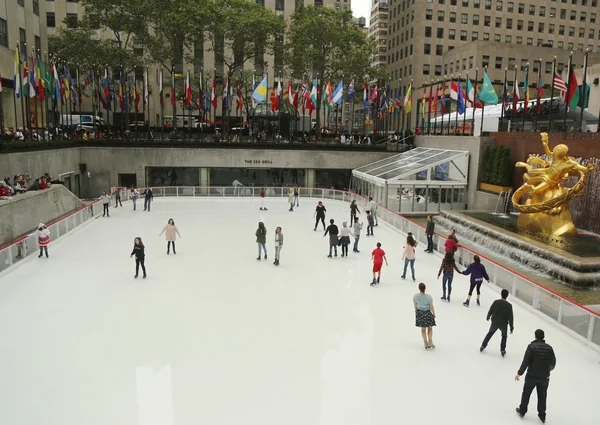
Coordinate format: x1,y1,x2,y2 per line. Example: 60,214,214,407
324,219,339,258
414,283,436,349
288,188,295,212
130,186,139,210
368,196,378,226
314,201,326,231
36,223,50,258
339,222,351,257
350,200,360,223
366,210,374,236
480,289,514,356
159,218,181,254
113,187,122,208
370,242,388,286
293,186,299,207
100,191,111,217
274,226,283,266
130,237,147,278
259,187,267,211
515,329,556,423
143,186,153,211
462,255,490,307
425,215,435,253
352,216,363,252
256,222,267,260
401,234,417,281
445,231,460,253
437,252,461,302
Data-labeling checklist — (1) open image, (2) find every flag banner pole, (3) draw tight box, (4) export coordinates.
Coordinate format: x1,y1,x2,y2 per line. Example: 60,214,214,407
18,45,25,130
428,81,432,135
480,67,487,136
447,76,452,136
440,78,445,136
534,59,542,132
77,68,82,135
462,73,468,135
579,51,589,132
548,57,556,131
499,68,507,132
39,51,46,140
454,75,459,135
563,54,572,130
522,63,528,131
13,46,20,130
92,67,96,131
471,69,478,136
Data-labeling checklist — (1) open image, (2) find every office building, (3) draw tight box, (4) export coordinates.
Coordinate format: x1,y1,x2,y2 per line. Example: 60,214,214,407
368,0,389,68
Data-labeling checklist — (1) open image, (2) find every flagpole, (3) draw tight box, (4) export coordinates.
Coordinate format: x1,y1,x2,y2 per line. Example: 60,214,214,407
579,50,589,132
499,68,507,132
512,66,518,131
18,45,25,131
440,78,444,136
454,74,460,135
534,58,542,132
401,82,405,132
480,67,489,136
38,49,45,140
522,63,529,132
397,79,402,134
14,44,20,130
462,73,468,135
548,57,556,131
92,67,96,132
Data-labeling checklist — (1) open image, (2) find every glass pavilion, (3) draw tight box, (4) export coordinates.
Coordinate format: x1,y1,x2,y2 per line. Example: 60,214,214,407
351,148,470,213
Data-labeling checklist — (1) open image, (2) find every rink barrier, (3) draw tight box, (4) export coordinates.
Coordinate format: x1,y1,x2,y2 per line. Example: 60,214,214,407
2,186,598,350
0,199,102,274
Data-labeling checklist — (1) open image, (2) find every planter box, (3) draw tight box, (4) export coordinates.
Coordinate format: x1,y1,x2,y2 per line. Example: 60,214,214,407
479,182,513,193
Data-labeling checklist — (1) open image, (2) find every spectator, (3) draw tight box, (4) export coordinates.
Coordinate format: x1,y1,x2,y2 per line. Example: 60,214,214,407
29,178,41,191
0,181,10,198
39,177,51,190
14,128,25,141
14,175,27,193
44,173,53,183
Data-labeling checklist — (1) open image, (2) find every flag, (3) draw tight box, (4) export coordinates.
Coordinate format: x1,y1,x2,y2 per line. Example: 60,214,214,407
503,78,510,107
536,70,543,114
347,80,355,101
236,77,243,112
403,83,412,114
427,84,433,115
223,73,229,110
159,69,163,108
306,80,316,113
185,69,192,106
450,81,460,100
553,70,567,101
103,69,109,102
288,80,293,108
368,84,378,104
171,71,175,107
421,86,426,118
119,72,124,109
53,63,60,103
432,85,439,115
363,82,367,112
523,70,529,113
566,65,580,110
211,75,217,108
331,80,344,105
270,83,277,112
456,80,465,115
323,80,333,110
512,74,520,114
479,71,499,105
252,75,257,107
144,68,149,106
440,82,446,114
36,57,45,101
395,86,402,115
252,76,268,104
13,48,20,99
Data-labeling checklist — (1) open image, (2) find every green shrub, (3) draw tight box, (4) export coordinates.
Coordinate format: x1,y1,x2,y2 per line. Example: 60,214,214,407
481,145,512,187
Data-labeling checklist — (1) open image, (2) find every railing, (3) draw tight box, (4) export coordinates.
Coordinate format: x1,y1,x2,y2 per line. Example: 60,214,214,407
2,186,599,350
0,199,101,275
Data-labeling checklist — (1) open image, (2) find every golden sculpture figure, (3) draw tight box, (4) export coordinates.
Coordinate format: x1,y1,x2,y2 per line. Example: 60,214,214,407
511,133,596,237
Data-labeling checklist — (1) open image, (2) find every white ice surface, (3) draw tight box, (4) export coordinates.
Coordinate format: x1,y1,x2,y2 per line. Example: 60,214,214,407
0,197,599,425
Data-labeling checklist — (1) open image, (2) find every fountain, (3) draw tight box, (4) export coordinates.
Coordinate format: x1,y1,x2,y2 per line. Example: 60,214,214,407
438,133,600,287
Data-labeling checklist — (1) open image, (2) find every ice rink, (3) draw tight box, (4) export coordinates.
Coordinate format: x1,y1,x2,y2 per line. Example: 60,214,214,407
1,197,599,425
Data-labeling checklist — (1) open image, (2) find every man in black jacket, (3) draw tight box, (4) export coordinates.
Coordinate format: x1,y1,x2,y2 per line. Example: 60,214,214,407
515,329,556,423
480,289,514,356
143,187,153,212
425,215,435,253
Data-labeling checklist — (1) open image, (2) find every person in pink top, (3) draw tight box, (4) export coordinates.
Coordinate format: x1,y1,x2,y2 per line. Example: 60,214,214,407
370,242,388,286
401,234,417,281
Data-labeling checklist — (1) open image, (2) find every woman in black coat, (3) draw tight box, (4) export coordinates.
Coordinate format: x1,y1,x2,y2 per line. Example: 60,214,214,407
130,237,147,278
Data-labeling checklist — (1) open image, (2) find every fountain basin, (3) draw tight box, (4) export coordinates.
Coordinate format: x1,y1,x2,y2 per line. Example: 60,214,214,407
436,210,600,287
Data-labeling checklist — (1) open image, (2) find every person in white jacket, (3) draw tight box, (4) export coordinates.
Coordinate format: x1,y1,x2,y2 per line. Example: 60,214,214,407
36,223,51,258
130,187,139,211
159,218,181,254
368,196,379,226
288,189,295,212
99,191,111,217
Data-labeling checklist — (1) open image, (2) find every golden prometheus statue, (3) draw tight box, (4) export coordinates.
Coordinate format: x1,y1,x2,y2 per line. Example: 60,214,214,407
511,132,596,237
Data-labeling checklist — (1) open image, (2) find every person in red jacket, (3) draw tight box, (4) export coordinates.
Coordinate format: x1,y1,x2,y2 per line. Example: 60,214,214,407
259,187,268,211
444,229,461,253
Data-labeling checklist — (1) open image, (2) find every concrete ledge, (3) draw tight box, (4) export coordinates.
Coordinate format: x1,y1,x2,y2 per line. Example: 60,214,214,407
0,185,85,246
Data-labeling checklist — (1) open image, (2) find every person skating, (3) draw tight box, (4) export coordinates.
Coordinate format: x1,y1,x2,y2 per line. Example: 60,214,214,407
130,237,147,278
480,289,514,356
370,242,388,286
36,223,50,258
350,199,360,223
100,191,111,217
339,222,351,257
413,283,436,349
159,218,181,254
324,219,339,257
352,216,363,252
113,187,122,208
293,186,299,207
288,189,295,212
273,226,283,266
515,329,556,423
445,231,460,253
259,187,267,211
366,210,375,236
256,222,267,260
314,201,326,231
143,186,153,211
462,255,490,307
368,196,378,226
401,234,417,281
130,186,139,211
437,252,461,302
425,215,435,253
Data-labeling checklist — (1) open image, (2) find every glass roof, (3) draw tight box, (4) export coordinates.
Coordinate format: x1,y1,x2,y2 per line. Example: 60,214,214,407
353,147,469,184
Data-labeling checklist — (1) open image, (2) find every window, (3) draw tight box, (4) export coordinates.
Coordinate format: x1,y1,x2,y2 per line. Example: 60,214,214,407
580,11,586,22
569,26,575,36
46,12,55,28
533,60,540,72
497,0,503,10
560,9,566,19
435,65,442,76
507,1,513,12
549,24,554,34
518,3,524,13
538,23,544,32
545,62,553,73
423,64,430,75
537,39,543,46
469,56,474,68
516,35,522,44
482,55,490,67
527,37,533,45
528,21,534,31
462,58,467,70
425,27,432,37
568,42,573,50
472,31,479,40
35,35,41,54
450,12,456,22
506,18,512,29
485,0,492,9
579,28,585,37
484,16,491,26
462,13,469,24
558,41,564,48
484,32,490,40
529,4,535,14
591,13,596,24
508,58,515,69
570,10,576,20
521,59,528,71
461,30,467,40
494,33,501,41
424,43,431,54
559,25,565,35
426,9,433,20
505,35,512,42
17,0,24,6
275,0,284,11
473,14,479,24
437,28,444,38
33,0,39,15
19,28,26,54
66,13,78,28
577,43,583,51
589,29,595,39
438,10,445,21
444,64,448,75
517,20,523,30
495,56,503,69
550,8,556,18
0,18,7,47
436,44,443,55
463,0,469,5
474,0,480,7
496,17,502,27
449,29,456,39
539,6,546,17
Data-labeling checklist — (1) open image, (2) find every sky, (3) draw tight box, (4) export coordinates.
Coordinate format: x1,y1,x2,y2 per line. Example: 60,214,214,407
352,0,371,25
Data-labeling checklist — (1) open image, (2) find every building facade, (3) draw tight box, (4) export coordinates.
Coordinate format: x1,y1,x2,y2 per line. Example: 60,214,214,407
368,0,389,68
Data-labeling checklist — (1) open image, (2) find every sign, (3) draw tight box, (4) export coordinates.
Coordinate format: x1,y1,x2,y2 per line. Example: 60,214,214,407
245,159,274,165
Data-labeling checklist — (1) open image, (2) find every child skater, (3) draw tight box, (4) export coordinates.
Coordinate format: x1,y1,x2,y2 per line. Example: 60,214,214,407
274,226,283,266
100,191,111,217
159,218,181,254
130,186,139,210
339,221,351,257
113,187,122,208
256,222,267,260
36,223,50,258
370,242,388,286
130,237,147,278
259,187,267,211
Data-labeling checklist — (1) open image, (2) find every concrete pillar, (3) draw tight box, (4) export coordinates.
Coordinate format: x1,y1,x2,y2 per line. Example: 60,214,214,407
384,182,389,208
305,169,316,187
136,168,145,188
200,168,210,195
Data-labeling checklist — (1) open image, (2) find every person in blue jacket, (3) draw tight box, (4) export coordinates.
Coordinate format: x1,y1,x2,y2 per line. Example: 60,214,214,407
462,255,490,307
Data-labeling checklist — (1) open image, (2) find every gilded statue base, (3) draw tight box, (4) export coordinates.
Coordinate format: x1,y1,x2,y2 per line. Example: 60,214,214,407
517,208,577,238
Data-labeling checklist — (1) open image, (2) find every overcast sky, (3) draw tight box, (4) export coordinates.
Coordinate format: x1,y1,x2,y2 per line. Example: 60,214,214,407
352,0,371,25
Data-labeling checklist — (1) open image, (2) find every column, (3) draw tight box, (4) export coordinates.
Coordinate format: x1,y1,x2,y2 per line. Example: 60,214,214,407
200,167,210,195
305,169,316,188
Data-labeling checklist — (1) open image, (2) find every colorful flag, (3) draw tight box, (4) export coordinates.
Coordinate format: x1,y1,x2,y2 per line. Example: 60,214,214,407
119,72,124,109
252,76,268,104
432,85,439,115
171,71,175,107
236,77,243,112
512,74,520,114
440,82,446,114
159,69,163,108
403,83,412,114
523,70,529,113
503,79,510,108
363,82,367,112
566,65,580,110
421,86,426,118
185,69,192,106
144,68,149,106
347,80,355,101
223,73,229,110
211,75,217,108
53,62,60,104
479,71,499,105
288,80,293,108
309,79,317,111
13,48,20,99
427,84,433,115
331,80,344,105
36,57,45,101
456,79,465,115
553,69,567,100
368,84,378,104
